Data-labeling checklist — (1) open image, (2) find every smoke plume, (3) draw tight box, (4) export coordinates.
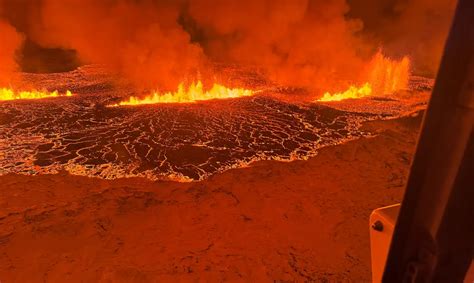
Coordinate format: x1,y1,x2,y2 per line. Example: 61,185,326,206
187,0,370,91
0,0,459,91
29,0,205,89
0,1,23,86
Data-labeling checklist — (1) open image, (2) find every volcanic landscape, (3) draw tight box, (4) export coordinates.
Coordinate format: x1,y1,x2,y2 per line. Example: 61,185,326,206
0,65,432,181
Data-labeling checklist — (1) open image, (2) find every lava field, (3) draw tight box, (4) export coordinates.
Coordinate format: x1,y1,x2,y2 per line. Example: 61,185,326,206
0,66,431,181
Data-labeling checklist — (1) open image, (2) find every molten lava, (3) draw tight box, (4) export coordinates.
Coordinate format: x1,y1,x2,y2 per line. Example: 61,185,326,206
318,53,411,102
369,52,411,95
318,83,372,102
112,81,254,106
0,88,73,101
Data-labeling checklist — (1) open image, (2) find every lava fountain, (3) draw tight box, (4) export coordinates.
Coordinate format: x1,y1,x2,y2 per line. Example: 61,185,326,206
110,81,255,106
318,53,411,102
318,83,373,102
0,88,73,101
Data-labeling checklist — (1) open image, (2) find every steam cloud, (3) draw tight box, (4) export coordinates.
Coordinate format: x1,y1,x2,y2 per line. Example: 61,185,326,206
0,0,457,91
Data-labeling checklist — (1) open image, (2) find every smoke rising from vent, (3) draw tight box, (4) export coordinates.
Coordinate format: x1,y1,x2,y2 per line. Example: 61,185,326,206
0,19,23,86
28,0,205,89
0,0,457,92
187,0,370,91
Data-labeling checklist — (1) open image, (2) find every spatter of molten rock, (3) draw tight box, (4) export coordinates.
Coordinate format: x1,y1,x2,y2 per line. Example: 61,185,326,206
111,81,254,106
318,83,372,102
0,88,73,101
318,53,411,102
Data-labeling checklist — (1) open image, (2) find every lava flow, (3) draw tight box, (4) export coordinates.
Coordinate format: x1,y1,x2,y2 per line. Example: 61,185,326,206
318,83,373,102
111,81,254,106
0,88,73,101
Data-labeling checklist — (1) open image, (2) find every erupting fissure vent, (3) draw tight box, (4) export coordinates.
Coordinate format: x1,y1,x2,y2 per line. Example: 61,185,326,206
318,53,411,102
0,88,73,101
110,81,255,106
319,83,373,102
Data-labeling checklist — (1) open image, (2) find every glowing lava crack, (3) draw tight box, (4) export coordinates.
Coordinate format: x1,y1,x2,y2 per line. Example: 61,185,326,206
110,81,254,106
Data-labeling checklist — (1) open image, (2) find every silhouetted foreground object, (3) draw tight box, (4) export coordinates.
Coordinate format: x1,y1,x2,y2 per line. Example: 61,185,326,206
382,0,474,281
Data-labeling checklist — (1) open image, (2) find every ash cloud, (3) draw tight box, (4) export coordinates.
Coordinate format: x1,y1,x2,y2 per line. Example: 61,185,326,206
0,0,458,90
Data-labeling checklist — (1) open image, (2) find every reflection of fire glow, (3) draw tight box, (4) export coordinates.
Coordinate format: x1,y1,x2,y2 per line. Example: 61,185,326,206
318,83,372,102
111,81,254,106
0,88,73,101
318,52,411,102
